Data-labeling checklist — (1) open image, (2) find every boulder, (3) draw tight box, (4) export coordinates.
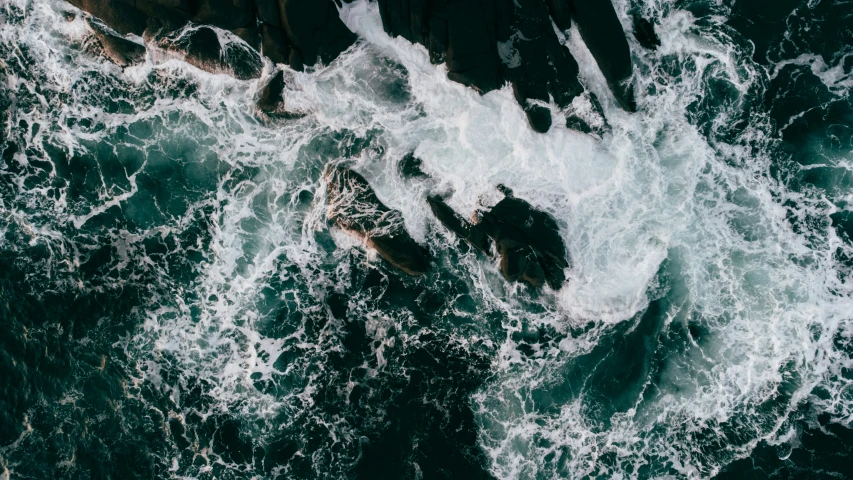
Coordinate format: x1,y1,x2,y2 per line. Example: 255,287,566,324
87,19,147,67
325,164,429,276
426,187,568,289
475,187,568,289
153,24,263,80
256,70,306,119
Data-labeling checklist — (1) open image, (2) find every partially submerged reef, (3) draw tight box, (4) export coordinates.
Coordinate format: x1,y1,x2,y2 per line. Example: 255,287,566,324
63,0,659,288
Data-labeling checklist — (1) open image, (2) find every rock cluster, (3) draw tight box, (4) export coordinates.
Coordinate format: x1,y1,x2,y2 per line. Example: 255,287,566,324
67,0,357,72
374,0,636,132
325,162,568,290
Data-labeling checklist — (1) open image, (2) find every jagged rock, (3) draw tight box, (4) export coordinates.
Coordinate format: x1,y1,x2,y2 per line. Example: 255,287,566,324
427,187,568,289
256,69,305,119
632,15,661,50
325,164,429,276
87,19,146,67
152,24,263,80
475,187,568,289
570,0,636,111
427,195,492,255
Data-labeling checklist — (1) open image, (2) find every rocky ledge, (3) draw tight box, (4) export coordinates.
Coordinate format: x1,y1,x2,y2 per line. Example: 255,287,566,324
67,0,660,134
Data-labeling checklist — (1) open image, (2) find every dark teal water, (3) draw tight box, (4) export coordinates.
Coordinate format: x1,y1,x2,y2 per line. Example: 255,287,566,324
1,0,851,478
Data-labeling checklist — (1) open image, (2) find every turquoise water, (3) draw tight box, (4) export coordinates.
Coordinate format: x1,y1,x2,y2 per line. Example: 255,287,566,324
1,0,851,478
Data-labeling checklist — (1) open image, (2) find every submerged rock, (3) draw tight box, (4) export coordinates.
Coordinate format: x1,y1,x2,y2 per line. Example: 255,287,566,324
325,164,429,276
632,15,662,51
86,19,146,67
151,24,263,80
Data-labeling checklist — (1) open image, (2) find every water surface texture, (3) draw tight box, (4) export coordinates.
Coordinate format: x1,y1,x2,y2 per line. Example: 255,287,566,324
1,0,852,478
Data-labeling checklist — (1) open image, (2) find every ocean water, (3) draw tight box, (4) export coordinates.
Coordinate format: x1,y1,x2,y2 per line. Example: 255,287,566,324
1,0,851,478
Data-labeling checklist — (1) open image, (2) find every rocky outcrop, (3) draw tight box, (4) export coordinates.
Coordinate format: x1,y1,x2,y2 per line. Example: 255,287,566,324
427,195,492,255
428,187,568,289
86,19,147,67
256,69,306,118
475,188,568,289
376,0,635,132
67,0,357,75
150,23,264,80
325,163,429,276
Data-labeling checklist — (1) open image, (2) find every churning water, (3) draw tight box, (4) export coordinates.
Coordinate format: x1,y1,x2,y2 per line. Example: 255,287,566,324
1,0,851,478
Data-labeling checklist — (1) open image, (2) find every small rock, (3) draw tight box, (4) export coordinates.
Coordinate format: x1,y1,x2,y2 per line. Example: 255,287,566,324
398,152,428,179
427,195,492,255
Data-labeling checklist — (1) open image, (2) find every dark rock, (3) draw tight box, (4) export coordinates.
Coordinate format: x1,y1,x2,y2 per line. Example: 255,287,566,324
570,0,636,111
191,0,255,31
475,187,568,289
260,24,292,65
324,164,429,276
67,0,148,35
398,152,427,179
257,70,286,112
155,25,263,80
632,15,661,50
279,0,358,70
87,19,147,67
445,0,503,93
256,70,305,119
67,0,358,74
427,195,492,256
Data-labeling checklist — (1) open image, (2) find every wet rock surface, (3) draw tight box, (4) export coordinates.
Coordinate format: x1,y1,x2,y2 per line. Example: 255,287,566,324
67,0,357,75
376,0,635,132
428,187,568,290
256,69,306,119
151,24,263,80
86,19,146,67
325,163,429,276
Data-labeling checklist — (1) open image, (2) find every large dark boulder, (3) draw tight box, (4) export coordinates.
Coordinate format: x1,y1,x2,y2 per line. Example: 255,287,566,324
569,0,636,111
86,19,147,67
475,188,568,289
427,187,568,290
325,164,429,276
153,24,264,80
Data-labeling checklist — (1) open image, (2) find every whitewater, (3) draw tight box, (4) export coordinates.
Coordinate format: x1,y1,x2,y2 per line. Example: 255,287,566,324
1,0,851,478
